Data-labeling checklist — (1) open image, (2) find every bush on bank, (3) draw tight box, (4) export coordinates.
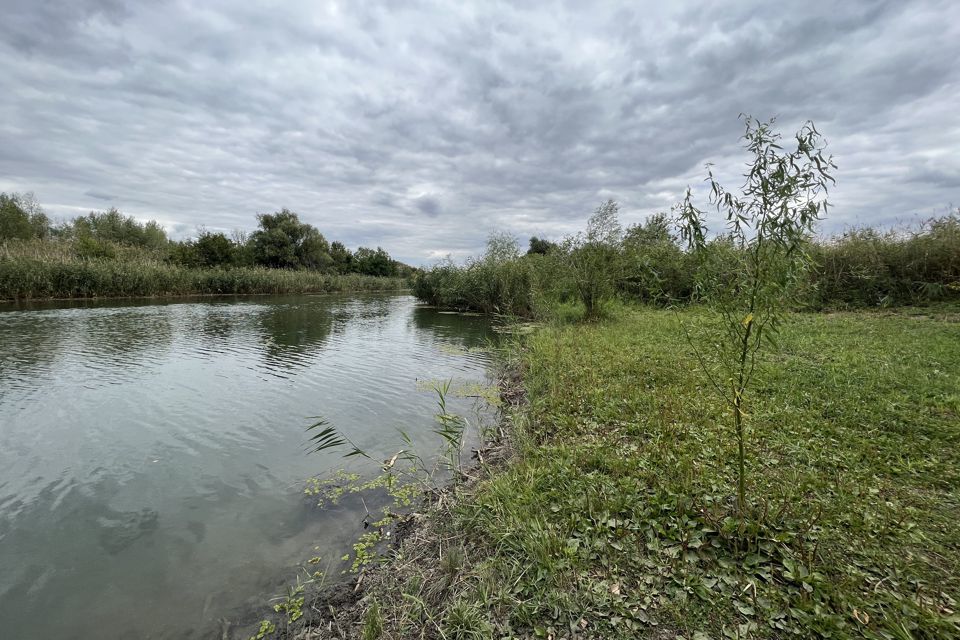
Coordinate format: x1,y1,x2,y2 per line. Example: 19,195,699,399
413,210,960,318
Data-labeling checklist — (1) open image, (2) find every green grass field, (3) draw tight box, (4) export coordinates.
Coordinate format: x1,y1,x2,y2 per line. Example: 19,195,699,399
426,306,960,638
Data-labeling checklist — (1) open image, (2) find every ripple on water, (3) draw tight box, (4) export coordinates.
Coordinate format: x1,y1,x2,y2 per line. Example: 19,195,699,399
0,294,496,639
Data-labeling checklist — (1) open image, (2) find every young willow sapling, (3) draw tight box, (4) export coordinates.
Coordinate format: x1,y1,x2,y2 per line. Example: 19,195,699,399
676,115,835,517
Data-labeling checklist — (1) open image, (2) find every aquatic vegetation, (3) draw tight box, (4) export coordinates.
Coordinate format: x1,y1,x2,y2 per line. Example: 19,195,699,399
303,470,362,508
272,583,305,623
414,378,500,407
249,619,275,640
305,379,486,575
254,377,496,636
437,342,491,356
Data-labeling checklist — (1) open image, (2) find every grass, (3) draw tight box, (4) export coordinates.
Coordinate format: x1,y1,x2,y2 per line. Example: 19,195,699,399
376,305,960,639
0,244,408,300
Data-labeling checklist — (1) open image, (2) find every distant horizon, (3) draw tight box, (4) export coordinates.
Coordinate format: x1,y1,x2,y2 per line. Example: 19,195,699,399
2,1,958,267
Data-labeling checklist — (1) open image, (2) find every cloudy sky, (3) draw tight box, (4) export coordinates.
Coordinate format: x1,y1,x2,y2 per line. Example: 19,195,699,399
1,1,958,264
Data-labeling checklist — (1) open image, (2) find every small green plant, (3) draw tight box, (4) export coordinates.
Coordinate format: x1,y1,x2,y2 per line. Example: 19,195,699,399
361,598,385,640
303,470,362,506
441,544,466,579
443,601,493,639
432,379,469,477
249,619,275,640
677,115,835,516
272,583,305,623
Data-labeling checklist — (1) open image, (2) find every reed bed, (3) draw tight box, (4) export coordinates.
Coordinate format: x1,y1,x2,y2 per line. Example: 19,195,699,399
0,241,407,300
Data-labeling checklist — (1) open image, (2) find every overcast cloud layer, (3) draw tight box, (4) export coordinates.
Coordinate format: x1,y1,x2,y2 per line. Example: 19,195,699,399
1,0,958,264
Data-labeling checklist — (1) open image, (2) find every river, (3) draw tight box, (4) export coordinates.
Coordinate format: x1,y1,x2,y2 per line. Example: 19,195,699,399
0,292,495,639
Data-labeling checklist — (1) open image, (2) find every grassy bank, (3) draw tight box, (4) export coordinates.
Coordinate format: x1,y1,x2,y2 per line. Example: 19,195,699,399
0,250,408,300
355,305,959,639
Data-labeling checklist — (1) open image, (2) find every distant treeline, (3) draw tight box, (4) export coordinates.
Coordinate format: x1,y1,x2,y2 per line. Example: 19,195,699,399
413,201,960,317
0,192,412,300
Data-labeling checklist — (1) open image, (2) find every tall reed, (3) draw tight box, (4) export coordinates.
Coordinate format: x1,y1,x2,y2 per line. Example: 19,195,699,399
0,239,407,300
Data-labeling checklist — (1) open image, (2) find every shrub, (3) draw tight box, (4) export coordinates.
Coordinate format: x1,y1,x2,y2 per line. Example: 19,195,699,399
809,212,960,307
620,212,694,303
70,208,167,250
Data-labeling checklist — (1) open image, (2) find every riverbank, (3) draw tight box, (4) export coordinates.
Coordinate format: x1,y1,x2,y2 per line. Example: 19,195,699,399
0,256,408,300
284,304,960,639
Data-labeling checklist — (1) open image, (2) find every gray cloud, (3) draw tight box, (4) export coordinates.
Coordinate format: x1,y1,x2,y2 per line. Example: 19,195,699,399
415,196,443,218
84,190,118,201
1,0,958,263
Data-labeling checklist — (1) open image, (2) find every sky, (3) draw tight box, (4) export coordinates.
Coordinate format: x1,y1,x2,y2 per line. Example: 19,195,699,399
1,1,958,265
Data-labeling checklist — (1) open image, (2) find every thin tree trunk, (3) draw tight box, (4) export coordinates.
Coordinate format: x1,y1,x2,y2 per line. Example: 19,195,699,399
734,398,746,515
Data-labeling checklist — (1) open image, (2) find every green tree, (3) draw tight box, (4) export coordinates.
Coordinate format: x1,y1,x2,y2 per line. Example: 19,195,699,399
353,246,396,277
298,231,333,270
624,212,673,247
0,192,50,240
230,229,255,266
250,209,332,270
480,232,531,315
564,199,624,319
195,231,234,267
71,208,167,250
329,241,354,274
485,231,521,264
622,213,691,303
677,116,835,516
527,236,557,255
169,230,236,268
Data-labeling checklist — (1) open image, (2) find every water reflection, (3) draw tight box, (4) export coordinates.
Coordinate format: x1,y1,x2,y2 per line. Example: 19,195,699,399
410,305,494,352
0,311,68,395
76,308,175,385
197,307,236,340
256,301,337,372
0,293,494,639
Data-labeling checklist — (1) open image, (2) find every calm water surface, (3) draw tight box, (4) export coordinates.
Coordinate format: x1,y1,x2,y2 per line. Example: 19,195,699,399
0,293,495,639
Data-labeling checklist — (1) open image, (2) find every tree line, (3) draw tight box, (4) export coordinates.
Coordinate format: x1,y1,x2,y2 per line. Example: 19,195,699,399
0,193,411,278
414,199,960,316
